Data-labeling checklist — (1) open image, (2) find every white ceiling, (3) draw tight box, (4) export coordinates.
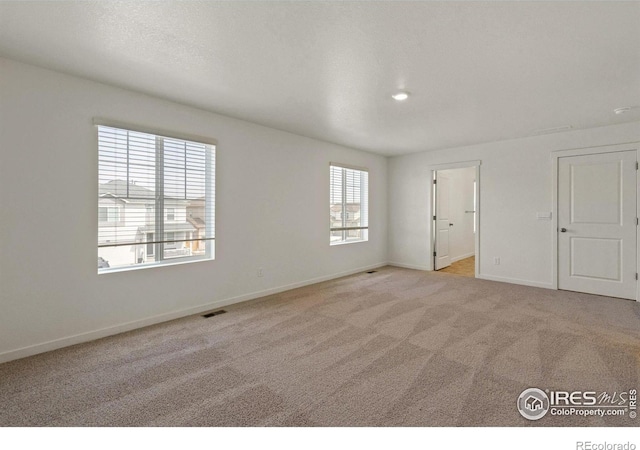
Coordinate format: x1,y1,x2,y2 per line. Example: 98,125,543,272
1,1,639,156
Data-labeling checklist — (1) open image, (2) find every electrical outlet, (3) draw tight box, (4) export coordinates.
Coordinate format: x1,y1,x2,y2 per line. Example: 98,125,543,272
494,257,500,265
257,268,264,277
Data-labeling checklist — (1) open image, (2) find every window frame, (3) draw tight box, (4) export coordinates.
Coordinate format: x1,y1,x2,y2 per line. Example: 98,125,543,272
96,122,216,273
329,163,369,246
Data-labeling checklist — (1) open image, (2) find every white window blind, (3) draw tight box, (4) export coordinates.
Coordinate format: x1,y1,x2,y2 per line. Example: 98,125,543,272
330,164,368,244
98,125,215,271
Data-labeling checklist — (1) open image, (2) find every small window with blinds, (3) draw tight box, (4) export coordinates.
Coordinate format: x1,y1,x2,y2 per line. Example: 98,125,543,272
97,125,215,272
330,164,368,245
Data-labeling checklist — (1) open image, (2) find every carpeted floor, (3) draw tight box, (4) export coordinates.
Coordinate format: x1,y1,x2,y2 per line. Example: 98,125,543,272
1,266,639,427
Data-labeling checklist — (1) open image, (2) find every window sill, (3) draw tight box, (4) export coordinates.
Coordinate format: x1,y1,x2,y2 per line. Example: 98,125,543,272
98,255,214,274
330,239,368,247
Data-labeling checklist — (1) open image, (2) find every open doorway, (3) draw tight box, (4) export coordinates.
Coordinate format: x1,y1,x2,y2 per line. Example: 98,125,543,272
433,165,478,278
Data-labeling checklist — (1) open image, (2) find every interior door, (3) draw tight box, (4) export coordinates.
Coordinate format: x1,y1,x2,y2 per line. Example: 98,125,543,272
558,150,637,299
435,173,452,270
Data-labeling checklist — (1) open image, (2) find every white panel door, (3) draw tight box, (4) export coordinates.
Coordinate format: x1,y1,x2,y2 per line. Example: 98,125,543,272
558,150,637,299
435,173,452,270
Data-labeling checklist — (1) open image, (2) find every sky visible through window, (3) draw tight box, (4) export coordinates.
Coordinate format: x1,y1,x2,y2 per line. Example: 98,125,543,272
329,167,362,205
98,127,207,200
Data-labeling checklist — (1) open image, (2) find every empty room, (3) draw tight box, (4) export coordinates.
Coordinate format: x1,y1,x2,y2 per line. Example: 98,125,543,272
1,0,639,443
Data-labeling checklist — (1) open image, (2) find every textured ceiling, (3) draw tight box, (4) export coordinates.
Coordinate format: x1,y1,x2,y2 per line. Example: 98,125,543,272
1,1,639,156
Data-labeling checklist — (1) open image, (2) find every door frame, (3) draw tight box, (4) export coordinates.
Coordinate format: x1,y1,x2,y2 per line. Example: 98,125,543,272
551,142,639,301
429,160,481,276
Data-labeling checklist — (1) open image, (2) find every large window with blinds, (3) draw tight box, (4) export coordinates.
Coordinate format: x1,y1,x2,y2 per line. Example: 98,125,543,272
330,164,368,245
97,125,215,272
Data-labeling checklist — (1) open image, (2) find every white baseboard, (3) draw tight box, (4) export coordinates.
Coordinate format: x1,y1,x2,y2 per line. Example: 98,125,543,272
476,273,554,290
0,262,388,364
451,252,475,263
387,261,431,271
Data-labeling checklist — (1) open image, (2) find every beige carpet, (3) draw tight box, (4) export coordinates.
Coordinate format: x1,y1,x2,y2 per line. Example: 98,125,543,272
1,266,639,427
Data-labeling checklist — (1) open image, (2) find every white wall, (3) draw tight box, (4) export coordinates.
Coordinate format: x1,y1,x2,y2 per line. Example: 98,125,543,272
438,167,475,262
0,58,388,362
389,121,640,288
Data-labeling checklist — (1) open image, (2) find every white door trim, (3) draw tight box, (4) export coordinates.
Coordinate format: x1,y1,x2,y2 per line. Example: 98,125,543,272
428,160,481,276
551,142,639,301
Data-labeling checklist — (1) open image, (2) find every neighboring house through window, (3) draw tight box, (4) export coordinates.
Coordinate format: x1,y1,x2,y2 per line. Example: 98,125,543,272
329,164,368,244
165,232,176,249
98,206,120,223
97,125,215,271
146,233,154,256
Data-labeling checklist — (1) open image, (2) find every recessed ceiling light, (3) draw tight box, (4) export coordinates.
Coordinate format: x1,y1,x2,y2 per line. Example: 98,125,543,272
392,91,409,101
614,107,631,115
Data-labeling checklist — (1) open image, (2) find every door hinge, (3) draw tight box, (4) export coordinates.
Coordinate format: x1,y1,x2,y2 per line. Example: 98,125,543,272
637,217,639,226
433,215,436,220
636,273,638,281
636,161,639,170
433,251,437,257
433,179,437,185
